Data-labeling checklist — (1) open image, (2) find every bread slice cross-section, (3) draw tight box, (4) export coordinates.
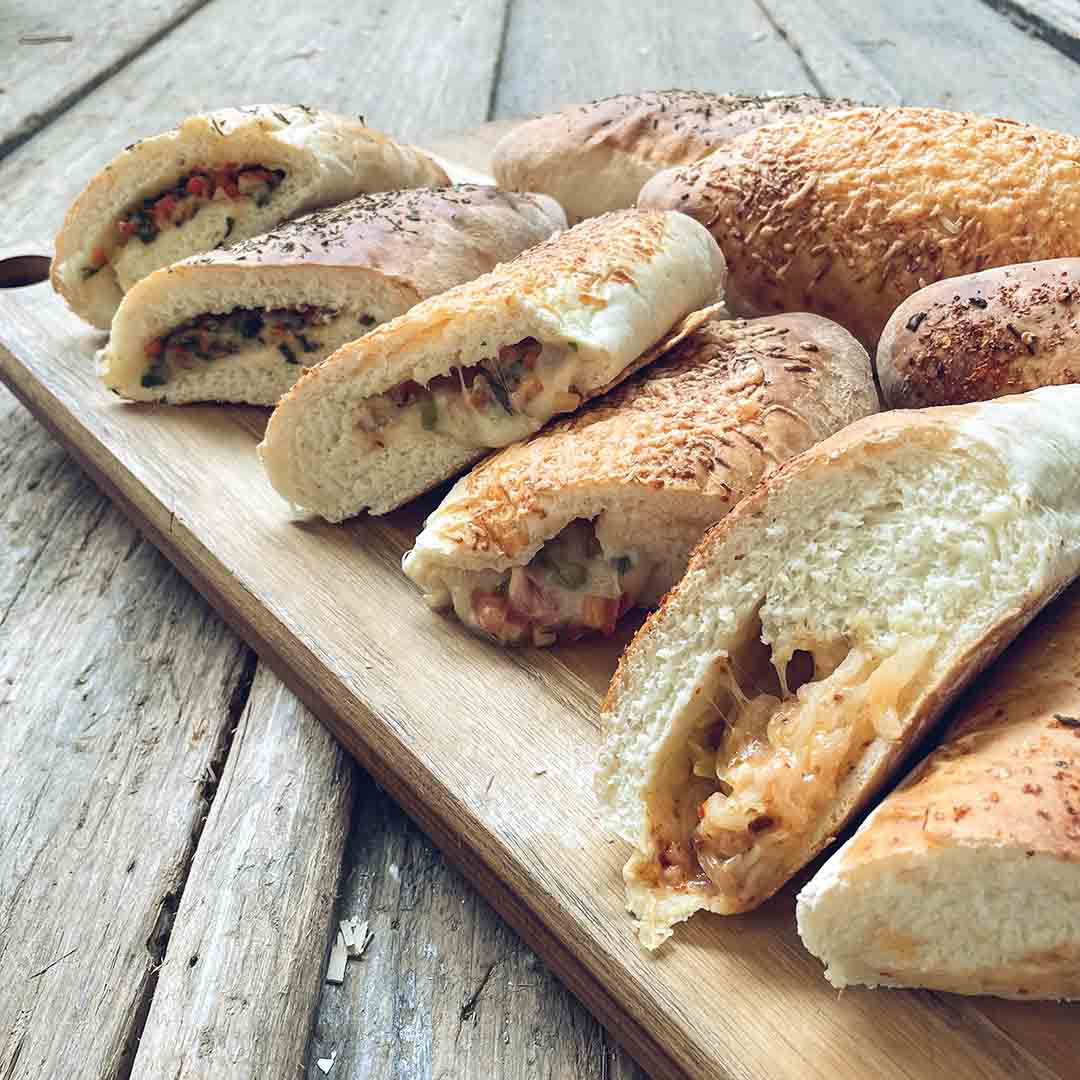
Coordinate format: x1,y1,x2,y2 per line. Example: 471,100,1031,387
259,208,727,519
797,578,1080,1000
99,186,566,406
596,386,1080,949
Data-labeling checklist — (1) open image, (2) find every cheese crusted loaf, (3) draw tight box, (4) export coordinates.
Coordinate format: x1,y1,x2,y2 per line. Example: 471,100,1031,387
403,309,877,647
53,104,449,329
798,580,1080,1000
596,386,1080,949
99,186,566,406
877,258,1080,408
259,209,727,520
493,90,848,223
638,107,1080,348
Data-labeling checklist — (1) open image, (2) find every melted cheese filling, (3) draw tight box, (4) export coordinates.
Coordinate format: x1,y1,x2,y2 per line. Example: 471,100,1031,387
420,520,652,645
652,635,935,902
354,340,584,452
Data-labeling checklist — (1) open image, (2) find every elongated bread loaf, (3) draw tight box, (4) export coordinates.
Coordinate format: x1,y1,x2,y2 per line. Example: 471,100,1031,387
259,209,727,520
877,259,1080,408
52,104,449,329
638,107,1080,348
797,581,1080,1000
403,308,877,646
493,91,848,223
596,386,1080,949
98,186,566,406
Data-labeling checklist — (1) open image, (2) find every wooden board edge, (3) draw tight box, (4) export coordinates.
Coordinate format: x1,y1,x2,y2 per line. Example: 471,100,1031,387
0,338,690,1080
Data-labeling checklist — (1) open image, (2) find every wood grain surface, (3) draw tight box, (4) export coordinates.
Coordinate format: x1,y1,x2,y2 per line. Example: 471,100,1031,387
0,0,211,157
0,383,250,1078
982,0,1080,62
2,2,1079,1077
2,122,1076,1078
129,667,354,1080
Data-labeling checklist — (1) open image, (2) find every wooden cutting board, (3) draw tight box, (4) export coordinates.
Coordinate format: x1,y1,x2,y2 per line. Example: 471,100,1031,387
0,124,1073,1080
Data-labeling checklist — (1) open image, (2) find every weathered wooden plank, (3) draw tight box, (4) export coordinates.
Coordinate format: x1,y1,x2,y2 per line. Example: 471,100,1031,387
0,3,645,1076
0,0,212,159
981,0,1080,64
304,775,647,1080
757,0,1080,131
0,386,251,1079
492,0,815,122
130,667,354,1080
0,0,510,252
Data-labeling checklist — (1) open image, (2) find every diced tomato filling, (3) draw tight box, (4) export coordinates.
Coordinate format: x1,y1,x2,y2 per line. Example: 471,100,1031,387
139,304,370,390
111,163,286,253
461,520,650,646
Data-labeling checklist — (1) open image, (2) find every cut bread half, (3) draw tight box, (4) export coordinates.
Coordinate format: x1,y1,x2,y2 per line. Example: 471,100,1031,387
98,186,565,405
596,385,1080,949
403,309,877,646
259,209,727,520
797,580,1080,1000
52,104,449,329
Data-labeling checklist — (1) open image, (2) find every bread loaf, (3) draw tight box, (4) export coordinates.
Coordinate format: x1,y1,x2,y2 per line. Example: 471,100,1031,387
403,309,877,646
259,209,727,520
639,107,1080,348
877,259,1080,407
797,580,1080,999
493,91,848,223
52,104,449,328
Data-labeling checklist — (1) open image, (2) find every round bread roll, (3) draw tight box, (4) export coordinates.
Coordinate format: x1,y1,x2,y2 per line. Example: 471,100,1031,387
639,107,1080,348
52,104,449,329
492,90,849,223
877,259,1080,408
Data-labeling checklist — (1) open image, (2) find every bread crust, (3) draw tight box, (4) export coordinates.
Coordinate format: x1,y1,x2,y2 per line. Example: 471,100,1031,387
797,581,1080,997
260,209,727,518
404,309,877,599
598,387,1080,945
877,258,1080,407
52,104,449,328
100,186,567,402
638,107,1080,348
492,91,849,222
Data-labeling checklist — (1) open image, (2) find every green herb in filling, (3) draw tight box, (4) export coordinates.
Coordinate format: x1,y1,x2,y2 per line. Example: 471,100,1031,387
420,397,438,430
611,555,633,575
278,342,298,364
549,558,587,590
141,372,167,388
488,377,513,414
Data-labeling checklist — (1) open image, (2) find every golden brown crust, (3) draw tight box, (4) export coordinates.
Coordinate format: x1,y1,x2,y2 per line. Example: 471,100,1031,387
877,258,1080,407
422,310,876,562
639,107,1080,347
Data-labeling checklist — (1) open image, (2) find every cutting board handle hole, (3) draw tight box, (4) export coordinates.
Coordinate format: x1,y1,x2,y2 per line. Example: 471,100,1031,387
0,255,51,288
